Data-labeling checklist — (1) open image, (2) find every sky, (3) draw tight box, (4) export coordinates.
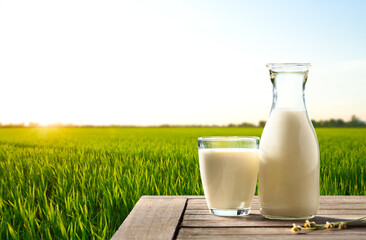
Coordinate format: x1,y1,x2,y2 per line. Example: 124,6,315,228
0,0,365,126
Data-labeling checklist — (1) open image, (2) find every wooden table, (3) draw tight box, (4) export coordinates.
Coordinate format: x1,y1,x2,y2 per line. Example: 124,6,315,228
112,196,366,239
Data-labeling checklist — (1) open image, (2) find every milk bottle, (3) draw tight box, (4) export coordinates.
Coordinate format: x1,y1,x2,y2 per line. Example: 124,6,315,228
259,63,320,220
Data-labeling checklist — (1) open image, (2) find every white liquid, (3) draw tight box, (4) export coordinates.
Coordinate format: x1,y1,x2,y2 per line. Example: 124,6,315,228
199,149,259,209
259,109,319,218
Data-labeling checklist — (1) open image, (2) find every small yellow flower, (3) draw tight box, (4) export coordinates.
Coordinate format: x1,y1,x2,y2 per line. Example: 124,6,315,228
325,221,333,229
291,223,301,233
304,220,311,228
304,220,316,228
338,222,347,229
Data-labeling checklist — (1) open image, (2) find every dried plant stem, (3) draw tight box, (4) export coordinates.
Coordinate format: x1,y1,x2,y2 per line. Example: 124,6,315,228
291,217,366,233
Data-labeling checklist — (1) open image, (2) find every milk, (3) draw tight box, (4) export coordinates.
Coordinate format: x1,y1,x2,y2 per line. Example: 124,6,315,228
259,109,319,218
199,148,259,209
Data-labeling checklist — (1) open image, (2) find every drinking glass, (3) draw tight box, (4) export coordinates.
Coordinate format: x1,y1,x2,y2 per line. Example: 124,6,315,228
198,136,260,216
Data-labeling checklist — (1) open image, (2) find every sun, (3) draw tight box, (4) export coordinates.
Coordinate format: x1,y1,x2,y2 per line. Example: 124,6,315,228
38,120,52,127
27,115,57,127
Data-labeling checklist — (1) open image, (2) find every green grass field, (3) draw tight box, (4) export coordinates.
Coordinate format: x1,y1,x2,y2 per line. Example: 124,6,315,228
0,128,365,239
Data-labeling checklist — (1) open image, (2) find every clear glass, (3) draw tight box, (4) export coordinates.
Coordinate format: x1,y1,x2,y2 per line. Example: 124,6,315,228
198,136,260,216
259,63,320,220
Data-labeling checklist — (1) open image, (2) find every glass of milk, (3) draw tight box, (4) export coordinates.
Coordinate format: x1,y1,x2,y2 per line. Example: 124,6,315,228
198,136,260,216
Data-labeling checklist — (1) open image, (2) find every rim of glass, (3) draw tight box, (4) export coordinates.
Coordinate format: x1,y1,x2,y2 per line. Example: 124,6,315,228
198,136,260,142
266,63,311,72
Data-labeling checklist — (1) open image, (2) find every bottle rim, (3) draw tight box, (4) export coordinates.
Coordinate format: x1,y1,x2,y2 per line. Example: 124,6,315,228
198,136,260,142
266,63,311,72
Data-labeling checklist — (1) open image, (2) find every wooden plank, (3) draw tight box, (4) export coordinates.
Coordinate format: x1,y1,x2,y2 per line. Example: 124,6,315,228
180,218,366,228
187,195,366,203
176,227,366,239
186,197,366,210
186,204,366,210
177,233,366,240
111,197,187,240
186,197,366,205
182,196,366,228
181,214,366,227
177,236,366,240
184,209,366,215
183,213,366,222
178,196,366,239
111,196,366,239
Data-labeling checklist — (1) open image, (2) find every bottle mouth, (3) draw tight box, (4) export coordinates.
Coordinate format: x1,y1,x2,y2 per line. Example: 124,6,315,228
266,63,311,72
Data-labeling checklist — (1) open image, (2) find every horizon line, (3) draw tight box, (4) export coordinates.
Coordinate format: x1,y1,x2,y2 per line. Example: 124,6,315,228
0,114,364,128
0,117,365,128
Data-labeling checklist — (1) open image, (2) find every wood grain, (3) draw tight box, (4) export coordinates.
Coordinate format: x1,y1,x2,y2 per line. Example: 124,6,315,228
185,197,366,211
111,197,187,240
178,196,366,239
112,196,366,239
177,227,366,240
181,214,366,227
184,209,366,215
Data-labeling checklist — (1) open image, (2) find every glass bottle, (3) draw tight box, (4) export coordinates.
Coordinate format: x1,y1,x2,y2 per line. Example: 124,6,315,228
259,63,319,220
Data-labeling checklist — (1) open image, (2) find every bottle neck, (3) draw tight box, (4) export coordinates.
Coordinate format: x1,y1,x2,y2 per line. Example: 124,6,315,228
270,70,308,111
